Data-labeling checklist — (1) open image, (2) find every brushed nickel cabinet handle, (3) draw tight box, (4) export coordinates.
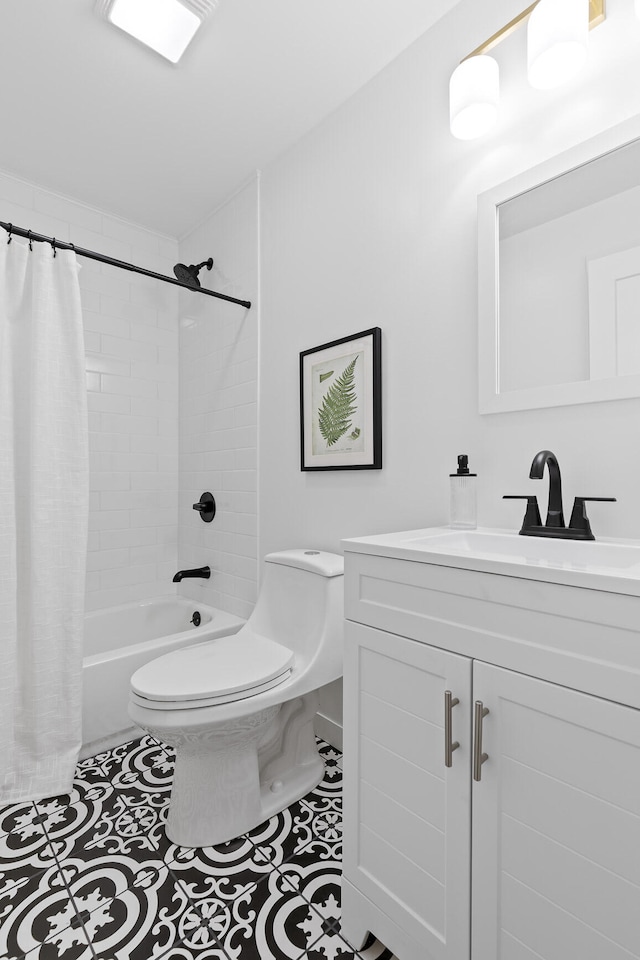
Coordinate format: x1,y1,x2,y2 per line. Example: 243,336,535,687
473,700,490,782
444,690,460,768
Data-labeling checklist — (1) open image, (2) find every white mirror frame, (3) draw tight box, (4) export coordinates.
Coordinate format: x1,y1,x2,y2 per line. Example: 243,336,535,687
478,114,640,414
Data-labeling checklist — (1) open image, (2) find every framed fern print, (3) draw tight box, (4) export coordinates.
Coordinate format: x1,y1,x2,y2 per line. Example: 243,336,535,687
300,327,381,471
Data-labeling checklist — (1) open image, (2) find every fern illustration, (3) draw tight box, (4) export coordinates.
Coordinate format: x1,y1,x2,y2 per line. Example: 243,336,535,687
317,356,358,446
319,370,334,383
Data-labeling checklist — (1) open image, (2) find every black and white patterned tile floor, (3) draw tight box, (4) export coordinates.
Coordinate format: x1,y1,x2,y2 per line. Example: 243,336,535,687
0,736,396,960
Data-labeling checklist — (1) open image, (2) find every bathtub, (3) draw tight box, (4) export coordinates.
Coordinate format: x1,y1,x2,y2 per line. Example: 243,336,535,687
81,597,245,759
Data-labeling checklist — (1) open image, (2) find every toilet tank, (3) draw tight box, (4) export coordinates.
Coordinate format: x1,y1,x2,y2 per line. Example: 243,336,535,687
247,550,344,677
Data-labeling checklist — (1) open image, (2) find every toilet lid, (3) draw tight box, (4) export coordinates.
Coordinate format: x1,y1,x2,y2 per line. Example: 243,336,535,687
131,631,295,703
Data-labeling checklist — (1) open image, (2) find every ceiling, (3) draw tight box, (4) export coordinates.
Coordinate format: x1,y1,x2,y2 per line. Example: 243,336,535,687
0,0,461,238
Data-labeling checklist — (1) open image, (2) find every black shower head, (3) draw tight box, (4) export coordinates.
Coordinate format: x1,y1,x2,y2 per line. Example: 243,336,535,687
173,257,213,288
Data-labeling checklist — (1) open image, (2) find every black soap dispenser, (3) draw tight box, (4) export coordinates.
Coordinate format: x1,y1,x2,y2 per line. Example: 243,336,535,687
449,454,477,529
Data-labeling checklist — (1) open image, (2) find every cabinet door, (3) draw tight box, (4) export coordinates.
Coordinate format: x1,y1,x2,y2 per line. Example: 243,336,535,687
472,662,640,960
342,621,472,960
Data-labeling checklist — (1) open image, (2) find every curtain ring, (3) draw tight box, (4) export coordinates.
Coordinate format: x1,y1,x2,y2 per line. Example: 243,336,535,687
6,223,12,244
51,237,57,258
27,230,33,252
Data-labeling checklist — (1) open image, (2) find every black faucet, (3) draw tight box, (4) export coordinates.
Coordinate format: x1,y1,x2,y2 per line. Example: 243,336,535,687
172,566,211,583
530,449,565,528
504,450,616,541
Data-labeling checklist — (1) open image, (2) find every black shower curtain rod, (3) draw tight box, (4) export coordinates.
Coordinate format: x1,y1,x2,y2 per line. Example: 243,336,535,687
0,220,252,310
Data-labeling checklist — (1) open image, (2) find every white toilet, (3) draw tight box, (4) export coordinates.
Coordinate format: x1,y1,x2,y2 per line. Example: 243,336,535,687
129,549,344,847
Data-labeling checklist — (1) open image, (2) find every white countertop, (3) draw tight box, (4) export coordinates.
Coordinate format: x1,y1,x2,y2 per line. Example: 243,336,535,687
342,526,640,597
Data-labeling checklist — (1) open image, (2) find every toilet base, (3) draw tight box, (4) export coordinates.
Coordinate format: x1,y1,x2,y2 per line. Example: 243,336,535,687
144,692,324,848
165,706,277,847
257,692,325,825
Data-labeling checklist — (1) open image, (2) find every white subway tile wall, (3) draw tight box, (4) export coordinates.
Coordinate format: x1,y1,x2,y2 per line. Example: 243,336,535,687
178,178,259,620
0,170,180,612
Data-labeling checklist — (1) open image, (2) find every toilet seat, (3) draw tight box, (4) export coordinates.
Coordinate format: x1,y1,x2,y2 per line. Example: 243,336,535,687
130,631,294,710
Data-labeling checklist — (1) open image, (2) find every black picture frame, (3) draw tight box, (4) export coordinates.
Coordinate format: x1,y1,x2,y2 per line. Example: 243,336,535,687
300,327,382,471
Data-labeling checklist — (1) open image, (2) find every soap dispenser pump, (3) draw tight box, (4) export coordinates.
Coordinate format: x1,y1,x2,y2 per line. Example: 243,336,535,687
450,454,477,530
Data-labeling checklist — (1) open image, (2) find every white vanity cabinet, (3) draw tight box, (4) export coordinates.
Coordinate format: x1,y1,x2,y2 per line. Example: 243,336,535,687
471,662,640,960
342,621,472,960
341,545,640,960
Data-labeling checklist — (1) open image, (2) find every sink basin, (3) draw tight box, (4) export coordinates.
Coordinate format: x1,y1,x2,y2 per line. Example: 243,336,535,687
402,529,640,570
342,526,640,595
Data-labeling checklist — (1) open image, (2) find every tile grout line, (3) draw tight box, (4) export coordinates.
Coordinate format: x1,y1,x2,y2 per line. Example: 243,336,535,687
38,801,101,960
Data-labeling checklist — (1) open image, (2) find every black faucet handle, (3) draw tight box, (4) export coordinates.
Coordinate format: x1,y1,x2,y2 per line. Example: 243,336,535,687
192,492,216,523
569,497,617,540
503,495,542,532
572,497,617,503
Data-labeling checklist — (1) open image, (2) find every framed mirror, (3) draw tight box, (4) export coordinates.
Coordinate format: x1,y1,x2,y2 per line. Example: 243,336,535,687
478,115,640,413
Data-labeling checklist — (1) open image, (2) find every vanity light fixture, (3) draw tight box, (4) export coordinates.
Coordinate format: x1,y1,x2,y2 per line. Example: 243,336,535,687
528,0,589,90
97,0,219,64
449,55,500,141
450,0,605,139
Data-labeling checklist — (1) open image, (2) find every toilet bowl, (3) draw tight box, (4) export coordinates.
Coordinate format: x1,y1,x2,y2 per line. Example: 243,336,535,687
129,549,344,847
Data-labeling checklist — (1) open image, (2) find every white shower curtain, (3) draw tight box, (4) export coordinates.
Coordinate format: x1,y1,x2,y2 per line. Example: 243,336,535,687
0,238,88,803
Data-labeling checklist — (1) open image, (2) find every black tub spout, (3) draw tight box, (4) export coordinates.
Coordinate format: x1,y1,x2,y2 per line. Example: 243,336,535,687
173,566,211,583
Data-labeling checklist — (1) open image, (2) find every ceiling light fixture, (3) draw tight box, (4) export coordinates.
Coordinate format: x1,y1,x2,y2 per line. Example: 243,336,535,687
97,0,219,64
450,0,605,140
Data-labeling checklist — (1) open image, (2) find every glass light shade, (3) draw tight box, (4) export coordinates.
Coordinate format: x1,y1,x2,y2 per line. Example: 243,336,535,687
108,0,201,63
528,0,589,90
450,56,499,141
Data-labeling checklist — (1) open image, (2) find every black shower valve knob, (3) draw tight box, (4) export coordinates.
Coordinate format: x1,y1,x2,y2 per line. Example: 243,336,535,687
192,492,216,523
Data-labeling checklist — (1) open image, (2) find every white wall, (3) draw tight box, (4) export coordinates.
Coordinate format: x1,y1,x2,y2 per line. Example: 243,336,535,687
177,177,260,619
258,0,640,738
0,171,180,611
